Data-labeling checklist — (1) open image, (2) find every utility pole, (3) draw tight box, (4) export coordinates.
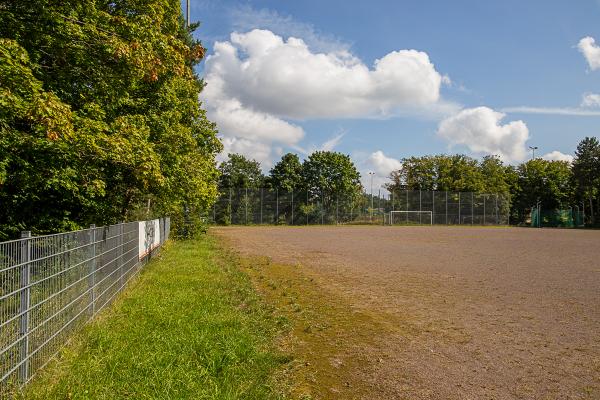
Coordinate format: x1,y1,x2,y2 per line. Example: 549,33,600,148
369,172,375,222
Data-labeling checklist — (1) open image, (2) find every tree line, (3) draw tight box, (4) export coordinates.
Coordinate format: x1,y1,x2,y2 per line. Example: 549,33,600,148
0,0,221,239
218,152,362,210
219,136,600,226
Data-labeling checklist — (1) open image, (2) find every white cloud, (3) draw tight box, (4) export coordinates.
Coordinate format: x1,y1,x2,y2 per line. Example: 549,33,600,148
581,93,600,108
228,5,348,53
367,151,403,177
542,151,574,163
320,132,344,151
578,36,600,70
356,151,403,194
437,107,530,162
207,97,304,145
205,29,451,120
217,137,278,168
501,106,600,116
203,28,454,166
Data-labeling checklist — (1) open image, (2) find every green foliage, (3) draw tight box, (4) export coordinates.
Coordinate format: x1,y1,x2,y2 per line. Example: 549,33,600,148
571,137,600,225
506,159,574,224
0,0,221,239
302,151,362,206
387,154,510,193
268,153,304,191
218,153,265,189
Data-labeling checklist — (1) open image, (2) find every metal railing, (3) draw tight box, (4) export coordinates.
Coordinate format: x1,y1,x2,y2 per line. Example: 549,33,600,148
209,188,509,226
0,218,170,395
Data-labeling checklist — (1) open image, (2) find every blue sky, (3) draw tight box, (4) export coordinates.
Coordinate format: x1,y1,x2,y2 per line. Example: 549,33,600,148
184,0,600,188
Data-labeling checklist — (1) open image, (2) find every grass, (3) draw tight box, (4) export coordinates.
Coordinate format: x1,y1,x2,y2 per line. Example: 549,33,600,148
22,237,291,400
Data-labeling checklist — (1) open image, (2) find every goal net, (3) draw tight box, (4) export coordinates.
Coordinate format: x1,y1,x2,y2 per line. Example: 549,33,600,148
385,211,433,225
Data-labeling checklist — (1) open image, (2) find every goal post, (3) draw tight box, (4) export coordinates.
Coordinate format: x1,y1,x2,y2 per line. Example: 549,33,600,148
385,211,433,225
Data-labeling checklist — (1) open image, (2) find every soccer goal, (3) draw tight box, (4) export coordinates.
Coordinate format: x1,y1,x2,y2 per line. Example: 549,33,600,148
385,211,433,225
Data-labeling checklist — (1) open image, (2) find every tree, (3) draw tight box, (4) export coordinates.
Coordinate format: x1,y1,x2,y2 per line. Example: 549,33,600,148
0,0,221,238
572,137,600,225
436,154,484,192
218,154,264,189
389,156,437,190
302,151,362,206
479,155,511,195
387,155,487,192
267,153,304,192
512,159,574,223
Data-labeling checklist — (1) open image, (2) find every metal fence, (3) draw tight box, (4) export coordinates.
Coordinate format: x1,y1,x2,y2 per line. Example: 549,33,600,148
0,217,170,395
209,188,509,226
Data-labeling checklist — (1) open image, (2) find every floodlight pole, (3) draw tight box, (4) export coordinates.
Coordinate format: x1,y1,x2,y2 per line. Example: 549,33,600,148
186,0,190,28
529,145,538,160
369,172,375,222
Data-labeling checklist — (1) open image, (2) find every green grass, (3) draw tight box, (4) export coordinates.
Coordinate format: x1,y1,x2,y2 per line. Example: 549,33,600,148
22,237,290,400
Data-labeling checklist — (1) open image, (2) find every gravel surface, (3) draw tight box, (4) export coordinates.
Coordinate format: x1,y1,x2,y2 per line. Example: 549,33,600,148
214,226,600,400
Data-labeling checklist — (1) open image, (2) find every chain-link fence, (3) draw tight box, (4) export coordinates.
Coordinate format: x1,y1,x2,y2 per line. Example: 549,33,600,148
531,207,585,228
209,188,509,226
0,218,170,395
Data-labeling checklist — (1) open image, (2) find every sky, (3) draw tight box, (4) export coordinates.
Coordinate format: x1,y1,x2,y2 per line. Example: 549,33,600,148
184,0,600,190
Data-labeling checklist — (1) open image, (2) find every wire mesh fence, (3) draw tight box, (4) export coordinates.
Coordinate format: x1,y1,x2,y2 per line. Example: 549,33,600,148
209,188,509,226
0,217,170,395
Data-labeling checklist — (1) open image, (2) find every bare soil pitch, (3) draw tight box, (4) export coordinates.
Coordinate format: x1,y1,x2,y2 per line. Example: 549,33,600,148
214,226,600,399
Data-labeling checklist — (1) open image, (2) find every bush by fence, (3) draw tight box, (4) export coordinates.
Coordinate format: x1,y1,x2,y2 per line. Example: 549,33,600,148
0,218,170,395
209,189,509,226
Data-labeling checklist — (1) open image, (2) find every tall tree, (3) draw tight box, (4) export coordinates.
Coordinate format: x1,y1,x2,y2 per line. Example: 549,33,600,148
436,154,484,192
512,159,574,223
479,155,511,194
218,154,264,189
267,153,304,192
0,0,221,238
571,137,600,225
302,151,361,205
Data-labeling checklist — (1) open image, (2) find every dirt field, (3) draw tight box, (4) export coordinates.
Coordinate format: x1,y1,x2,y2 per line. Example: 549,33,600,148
214,226,600,400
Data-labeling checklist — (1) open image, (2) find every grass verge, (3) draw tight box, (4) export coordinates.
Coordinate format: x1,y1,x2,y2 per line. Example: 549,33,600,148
22,237,290,400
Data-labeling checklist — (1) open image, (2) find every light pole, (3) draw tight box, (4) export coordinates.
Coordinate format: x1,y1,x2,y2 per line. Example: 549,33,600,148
186,0,190,27
369,172,375,222
529,146,538,160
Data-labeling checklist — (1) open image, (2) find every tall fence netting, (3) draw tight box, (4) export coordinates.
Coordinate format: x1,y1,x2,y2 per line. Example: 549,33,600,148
210,189,509,226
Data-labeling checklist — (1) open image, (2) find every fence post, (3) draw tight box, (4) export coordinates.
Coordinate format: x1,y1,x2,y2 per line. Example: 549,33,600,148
406,190,409,223
458,192,461,224
495,194,499,224
245,187,248,225
19,231,31,383
229,188,233,224
276,188,279,224
419,190,422,224
432,190,435,224
336,196,339,225
291,189,294,225
260,188,263,225
306,190,309,225
321,191,324,225
445,191,448,224
471,192,474,225
483,194,486,225
118,222,124,288
89,225,96,316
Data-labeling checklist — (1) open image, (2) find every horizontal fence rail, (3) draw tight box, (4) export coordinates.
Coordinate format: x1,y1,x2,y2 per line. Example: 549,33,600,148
0,217,170,396
209,188,509,226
